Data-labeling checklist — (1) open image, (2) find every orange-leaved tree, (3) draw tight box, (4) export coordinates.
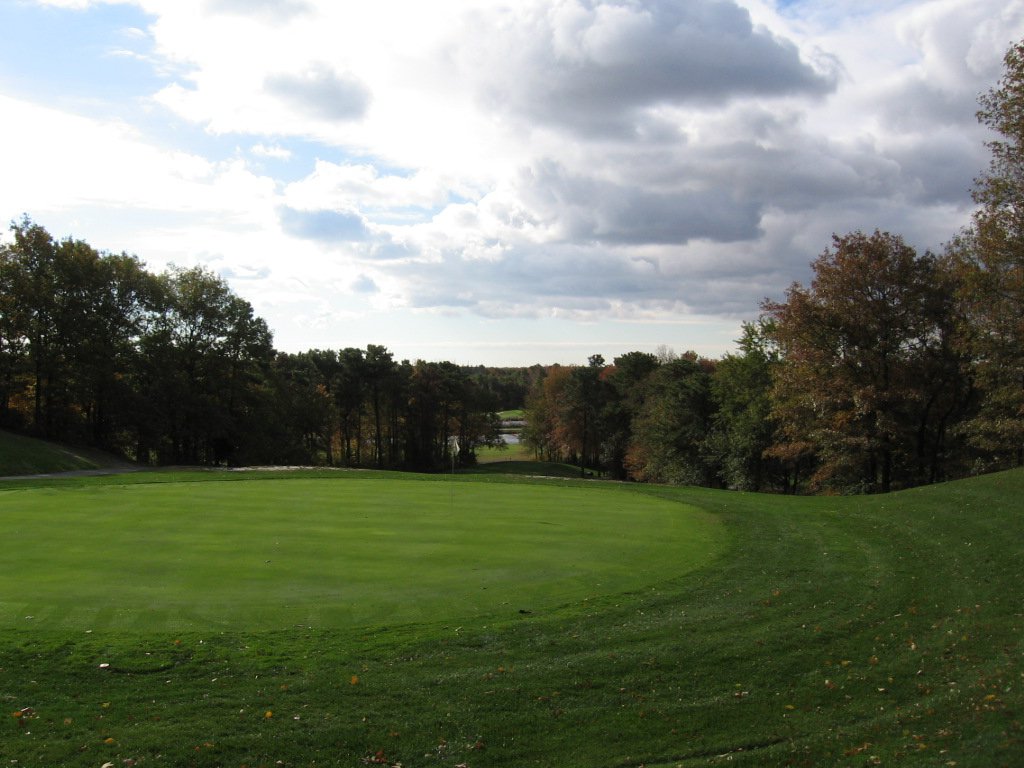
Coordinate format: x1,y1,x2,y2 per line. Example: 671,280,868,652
764,231,969,493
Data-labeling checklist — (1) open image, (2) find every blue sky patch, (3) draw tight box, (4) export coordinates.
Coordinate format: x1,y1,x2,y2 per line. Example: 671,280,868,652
0,2,164,109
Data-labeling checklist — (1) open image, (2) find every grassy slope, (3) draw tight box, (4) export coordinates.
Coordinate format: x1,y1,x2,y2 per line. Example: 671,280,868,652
0,429,127,475
0,469,1021,767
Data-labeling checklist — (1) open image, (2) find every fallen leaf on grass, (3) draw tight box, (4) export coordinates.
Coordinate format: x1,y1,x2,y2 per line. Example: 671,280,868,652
844,742,872,756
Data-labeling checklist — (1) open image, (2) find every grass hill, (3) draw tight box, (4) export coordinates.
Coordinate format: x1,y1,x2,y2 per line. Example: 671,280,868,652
0,428,129,476
0,467,1020,766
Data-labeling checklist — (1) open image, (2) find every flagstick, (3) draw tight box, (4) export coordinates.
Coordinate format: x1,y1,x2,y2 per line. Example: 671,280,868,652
449,436,459,512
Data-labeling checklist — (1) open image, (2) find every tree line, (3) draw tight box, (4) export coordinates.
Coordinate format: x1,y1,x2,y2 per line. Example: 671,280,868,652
523,40,1024,493
0,221,525,470
522,240,976,494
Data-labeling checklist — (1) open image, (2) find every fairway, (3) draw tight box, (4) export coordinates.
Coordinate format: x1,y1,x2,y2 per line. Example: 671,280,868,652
0,474,723,631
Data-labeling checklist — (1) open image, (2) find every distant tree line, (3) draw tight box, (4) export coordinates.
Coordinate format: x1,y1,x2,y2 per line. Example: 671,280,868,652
524,40,1024,493
0,220,515,470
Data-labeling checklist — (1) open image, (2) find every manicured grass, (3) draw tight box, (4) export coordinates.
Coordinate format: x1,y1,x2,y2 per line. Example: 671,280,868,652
0,469,1021,767
0,429,109,475
465,458,584,478
0,473,723,631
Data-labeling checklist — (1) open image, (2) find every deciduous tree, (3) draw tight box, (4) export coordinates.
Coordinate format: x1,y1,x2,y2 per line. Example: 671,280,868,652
602,351,660,479
765,231,965,492
625,354,716,486
955,39,1024,466
708,320,785,491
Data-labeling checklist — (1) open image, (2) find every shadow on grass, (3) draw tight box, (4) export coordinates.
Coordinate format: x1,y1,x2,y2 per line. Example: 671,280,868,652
0,429,133,476
459,460,588,479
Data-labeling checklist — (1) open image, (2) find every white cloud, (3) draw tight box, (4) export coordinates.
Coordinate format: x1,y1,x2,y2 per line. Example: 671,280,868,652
282,162,454,214
251,143,292,160
5,0,1024,364
0,93,253,215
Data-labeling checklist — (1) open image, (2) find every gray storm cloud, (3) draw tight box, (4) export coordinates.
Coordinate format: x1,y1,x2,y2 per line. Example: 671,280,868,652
454,0,836,136
265,65,370,122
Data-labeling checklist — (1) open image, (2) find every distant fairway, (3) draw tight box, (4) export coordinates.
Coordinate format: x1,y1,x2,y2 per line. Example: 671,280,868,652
0,474,724,631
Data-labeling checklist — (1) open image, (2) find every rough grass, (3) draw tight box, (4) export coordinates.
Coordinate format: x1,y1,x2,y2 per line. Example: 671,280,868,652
0,429,107,475
0,468,1021,767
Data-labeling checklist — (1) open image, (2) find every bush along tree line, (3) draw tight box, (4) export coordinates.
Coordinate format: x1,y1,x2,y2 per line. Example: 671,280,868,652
524,40,1024,493
0,223,516,470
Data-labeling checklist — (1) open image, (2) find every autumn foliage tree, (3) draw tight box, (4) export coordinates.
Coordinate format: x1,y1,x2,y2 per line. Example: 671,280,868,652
602,351,660,479
522,365,575,464
951,39,1024,467
764,231,969,492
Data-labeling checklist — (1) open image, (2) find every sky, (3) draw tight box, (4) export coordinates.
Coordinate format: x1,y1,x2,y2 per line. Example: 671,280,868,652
1,0,1022,366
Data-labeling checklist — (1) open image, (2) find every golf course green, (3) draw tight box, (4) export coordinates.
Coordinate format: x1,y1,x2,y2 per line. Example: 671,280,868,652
0,467,1021,766
0,474,722,631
